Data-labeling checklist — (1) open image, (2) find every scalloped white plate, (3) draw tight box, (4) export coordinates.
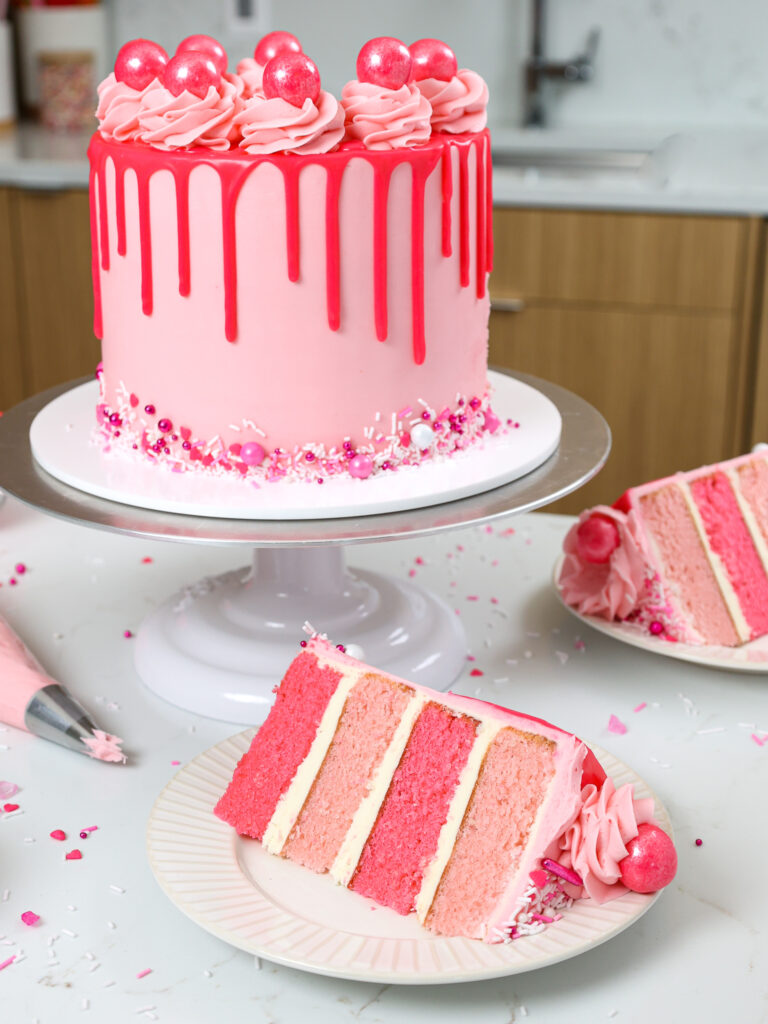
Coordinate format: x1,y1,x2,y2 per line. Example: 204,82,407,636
146,730,671,984
553,555,768,673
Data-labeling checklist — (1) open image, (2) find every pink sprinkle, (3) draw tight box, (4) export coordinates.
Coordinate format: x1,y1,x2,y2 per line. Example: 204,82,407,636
14,563,26,575
490,597,499,604
469,668,484,677
529,869,549,889
141,557,153,564
695,838,703,847
9,578,17,586
466,654,476,662
50,829,66,841
608,714,627,735
3,803,19,812
414,557,425,565
574,639,586,651
170,761,180,766
531,913,554,924
408,569,417,578
81,826,98,833
65,849,82,861
0,782,18,800
136,969,152,979
0,955,16,971
491,559,499,566
123,630,133,639
466,595,479,601
484,525,493,534
542,858,583,887
500,528,515,537
634,702,647,713
751,733,766,747
21,911,40,927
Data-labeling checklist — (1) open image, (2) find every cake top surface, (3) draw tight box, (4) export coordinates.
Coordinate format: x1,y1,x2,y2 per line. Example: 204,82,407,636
96,33,489,155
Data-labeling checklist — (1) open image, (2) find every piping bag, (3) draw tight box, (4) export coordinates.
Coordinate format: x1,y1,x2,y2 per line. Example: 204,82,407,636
0,613,125,763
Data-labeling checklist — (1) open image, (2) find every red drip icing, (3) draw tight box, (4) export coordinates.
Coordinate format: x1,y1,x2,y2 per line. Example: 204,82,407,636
458,144,470,288
175,170,191,296
87,158,103,339
283,163,301,283
325,165,342,332
475,139,486,299
373,164,392,342
86,132,491,361
441,145,453,258
97,162,109,271
115,165,126,257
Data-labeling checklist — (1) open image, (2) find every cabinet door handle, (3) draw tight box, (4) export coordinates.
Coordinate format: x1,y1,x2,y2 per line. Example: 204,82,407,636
490,296,525,313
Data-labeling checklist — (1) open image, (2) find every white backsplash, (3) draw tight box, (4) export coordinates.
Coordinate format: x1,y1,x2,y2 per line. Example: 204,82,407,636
106,0,768,130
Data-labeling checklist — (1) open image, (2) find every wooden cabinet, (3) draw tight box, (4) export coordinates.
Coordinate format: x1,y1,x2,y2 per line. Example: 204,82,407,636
0,186,97,413
490,208,764,513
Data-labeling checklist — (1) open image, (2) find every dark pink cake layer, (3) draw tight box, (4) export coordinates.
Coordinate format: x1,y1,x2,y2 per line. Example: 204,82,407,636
690,471,768,639
214,653,342,839
282,674,411,872
350,702,477,915
426,727,555,938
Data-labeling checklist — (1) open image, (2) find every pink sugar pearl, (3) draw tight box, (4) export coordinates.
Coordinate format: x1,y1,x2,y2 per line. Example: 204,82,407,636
409,38,458,82
348,454,374,480
240,442,266,467
263,53,321,107
255,30,302,66
576,514,620,564
357,37,412,90
176,34,228,76
114,39,169,91
163,51,221,100
619,823,678,894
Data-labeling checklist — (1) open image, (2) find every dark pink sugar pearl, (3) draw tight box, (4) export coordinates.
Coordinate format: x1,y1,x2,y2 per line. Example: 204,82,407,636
409,38,457,82
114,39,169,91
176,34,228,76
263,53,321,107
575,514,621,565
157,418,172,433
469,396,481,410
619,823,678,894
15,564,26,575
163,51,220,100
649,621,664,636
144,404,155,415
695,838,703,847
300,640,307,647
357,37,412,90
336,644,346,652
255,30,302,66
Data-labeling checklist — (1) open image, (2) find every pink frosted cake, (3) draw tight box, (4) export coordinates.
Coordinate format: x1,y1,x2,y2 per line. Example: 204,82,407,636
89,32,499,483
559,449,768,645
215,636,676,943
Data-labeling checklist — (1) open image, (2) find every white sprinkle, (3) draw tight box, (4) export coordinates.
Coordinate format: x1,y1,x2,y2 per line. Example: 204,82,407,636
228,424,241,431
67,905,77,911
555,650,569,664
2,809,23,818
519,1006,528,1016
48,961,59,967
375,411,381,422
0,745,9,751
135,1007,156,1015
104,981,116,988
524,650,533,659
0,939,14,946
608,1012,618,1019
696,727,725,735
493,677,509,684
254,956,262,970
738,722,756,729
109,884,125,894
14,953,26,964
61,929,77,938
203,969,213,978
107,921,116,930
84,951,96,961
23,837,35,843
47,936,57,946
82,998,90,1011
89,962,101,973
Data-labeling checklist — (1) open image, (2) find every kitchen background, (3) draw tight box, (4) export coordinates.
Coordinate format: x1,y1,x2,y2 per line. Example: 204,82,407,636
1,0,768,510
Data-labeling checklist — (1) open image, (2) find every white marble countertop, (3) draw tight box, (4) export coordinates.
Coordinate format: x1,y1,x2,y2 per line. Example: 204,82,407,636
0,493,765,1023
4,121,768,216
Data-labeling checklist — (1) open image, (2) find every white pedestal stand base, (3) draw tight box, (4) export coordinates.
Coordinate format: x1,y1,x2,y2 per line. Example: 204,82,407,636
135,547,466,723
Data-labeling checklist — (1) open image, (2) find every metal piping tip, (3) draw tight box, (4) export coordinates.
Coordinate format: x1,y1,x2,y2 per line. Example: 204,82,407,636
24,684,125,762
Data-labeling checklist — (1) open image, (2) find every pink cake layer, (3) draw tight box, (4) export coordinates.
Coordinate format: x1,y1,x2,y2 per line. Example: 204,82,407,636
213,652,341,839
637,484,740,645
426,727,556,939
690,471,768,639
282,672,411,872
89,131,493,479
350,701,476,916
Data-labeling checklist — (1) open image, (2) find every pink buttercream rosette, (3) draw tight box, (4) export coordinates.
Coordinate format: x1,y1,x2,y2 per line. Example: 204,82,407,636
340,80,432,149
96,71,160,142
235,90,345,155
415,68,488,133
137,72,244,151
556,779,656,903
558,505,649,620
236,57,265,99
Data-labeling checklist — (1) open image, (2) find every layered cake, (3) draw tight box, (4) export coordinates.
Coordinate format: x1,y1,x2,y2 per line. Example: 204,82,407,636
558,449,768,645
90,32,499,483
215,636,676,943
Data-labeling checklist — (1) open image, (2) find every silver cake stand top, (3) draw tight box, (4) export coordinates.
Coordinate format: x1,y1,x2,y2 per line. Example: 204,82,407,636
0,371,610,547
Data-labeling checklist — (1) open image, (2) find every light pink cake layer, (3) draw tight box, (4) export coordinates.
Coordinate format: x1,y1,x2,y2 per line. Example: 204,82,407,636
350,701,477,916
638,484,739,645
282,673,411,872
737,455,768,549
214,652,341,839
426,727,556,939
690,471,768,639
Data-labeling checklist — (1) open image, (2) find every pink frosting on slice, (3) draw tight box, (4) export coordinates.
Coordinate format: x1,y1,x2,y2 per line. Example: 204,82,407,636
559,505,649,620
236,57,265,99
81,730,126,764
96,72,161,142
557,778,656,903
137,72,244,150
236,90,344,155
415,69,488,133
340,80,432,149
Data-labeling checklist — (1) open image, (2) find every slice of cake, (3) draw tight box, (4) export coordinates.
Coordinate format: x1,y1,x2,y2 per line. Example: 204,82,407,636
558,449,768,645
215,636,676,943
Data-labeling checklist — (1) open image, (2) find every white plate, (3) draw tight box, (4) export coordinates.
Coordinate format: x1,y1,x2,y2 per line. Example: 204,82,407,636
29,371,561,521
553,555,768,673
146,730,670,985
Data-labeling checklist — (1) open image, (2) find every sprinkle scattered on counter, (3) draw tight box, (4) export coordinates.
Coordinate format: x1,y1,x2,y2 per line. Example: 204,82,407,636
695,838,703,846
0,955,16,971
141,557,154,564
751,733,766,747
0,781,19,800
634,702,647,713
50,829,66,841
65,849,82,860
109,884,125,894
608,715,627,735
123,630,134,639
469,668,484,677
170,760,180,766
136,968,153,979
20,912,39,927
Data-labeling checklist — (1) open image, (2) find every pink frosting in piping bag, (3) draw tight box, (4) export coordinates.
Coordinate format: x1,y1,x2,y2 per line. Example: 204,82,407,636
96,72,160,143
340,80,432,149
415,69,488,133
559,505,650,620
0,614,59,730
236,90,345,155
137,73,244,150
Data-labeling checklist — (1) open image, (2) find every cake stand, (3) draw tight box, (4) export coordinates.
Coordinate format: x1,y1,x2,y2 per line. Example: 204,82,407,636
0,370,610,723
